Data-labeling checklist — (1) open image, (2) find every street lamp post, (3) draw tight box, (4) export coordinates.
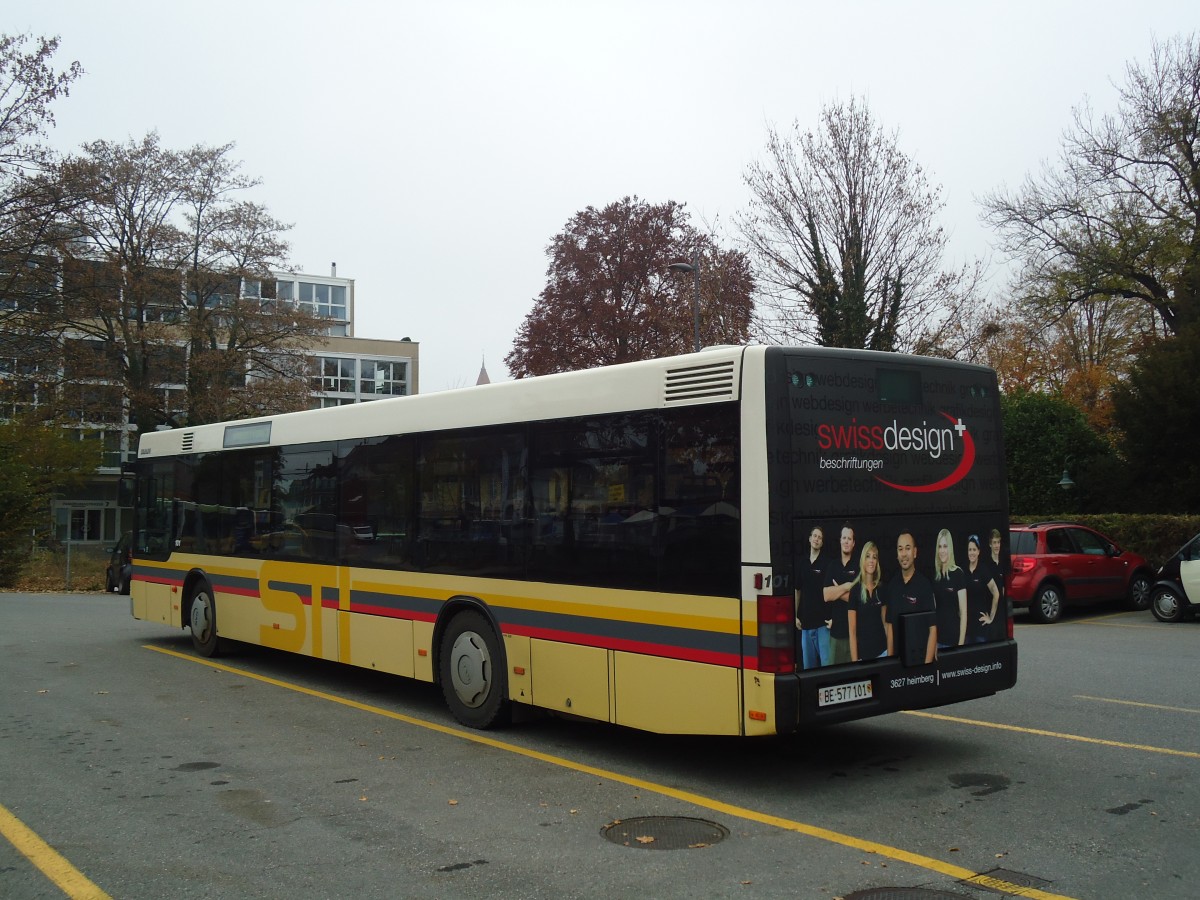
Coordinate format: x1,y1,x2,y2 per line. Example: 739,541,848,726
668,249,701,352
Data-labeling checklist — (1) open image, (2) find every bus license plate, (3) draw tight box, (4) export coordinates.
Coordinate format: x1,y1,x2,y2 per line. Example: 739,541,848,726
818,679,873,707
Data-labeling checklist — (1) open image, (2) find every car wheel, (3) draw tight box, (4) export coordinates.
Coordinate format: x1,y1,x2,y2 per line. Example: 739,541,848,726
1127,573,1152,611
188,584,221,657
1150,586,1188,623
1031,583,1063,624
119,572,131,596
439,609,509,729
105,568,117,593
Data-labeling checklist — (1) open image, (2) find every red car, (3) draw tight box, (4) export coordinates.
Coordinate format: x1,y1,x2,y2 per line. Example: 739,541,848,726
1008,522,1153,623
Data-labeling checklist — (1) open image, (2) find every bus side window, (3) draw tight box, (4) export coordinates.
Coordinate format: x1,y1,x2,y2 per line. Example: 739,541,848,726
338,435,414,569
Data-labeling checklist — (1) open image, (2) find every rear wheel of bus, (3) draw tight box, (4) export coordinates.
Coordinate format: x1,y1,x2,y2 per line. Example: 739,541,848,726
439,609,509,729
188,582,221,657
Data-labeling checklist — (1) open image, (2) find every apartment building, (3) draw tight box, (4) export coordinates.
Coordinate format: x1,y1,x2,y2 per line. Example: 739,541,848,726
1,266,417,548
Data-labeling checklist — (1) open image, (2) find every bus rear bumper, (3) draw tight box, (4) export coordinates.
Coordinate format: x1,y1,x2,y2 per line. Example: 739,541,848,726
774,639,1018,732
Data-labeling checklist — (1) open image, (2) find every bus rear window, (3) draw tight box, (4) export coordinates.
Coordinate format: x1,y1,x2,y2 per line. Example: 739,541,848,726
877,368,922,404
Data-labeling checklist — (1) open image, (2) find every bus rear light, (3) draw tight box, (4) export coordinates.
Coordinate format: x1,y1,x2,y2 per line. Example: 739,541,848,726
756,594,795,674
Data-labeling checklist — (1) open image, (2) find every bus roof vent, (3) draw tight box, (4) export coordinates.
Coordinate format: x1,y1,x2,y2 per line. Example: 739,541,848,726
180,432,195,453
664,359,737,404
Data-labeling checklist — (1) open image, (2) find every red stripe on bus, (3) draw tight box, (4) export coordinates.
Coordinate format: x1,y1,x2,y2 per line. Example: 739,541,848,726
505,624,741,668
349,602,438,623
219,585,262,599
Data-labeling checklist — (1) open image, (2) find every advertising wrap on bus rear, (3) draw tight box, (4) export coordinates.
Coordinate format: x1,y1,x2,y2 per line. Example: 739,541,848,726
767,353,1006,518
763,349,1015,726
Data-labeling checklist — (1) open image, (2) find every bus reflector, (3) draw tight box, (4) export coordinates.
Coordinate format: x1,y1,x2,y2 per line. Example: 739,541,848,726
756,595,795,673
748,710,767,721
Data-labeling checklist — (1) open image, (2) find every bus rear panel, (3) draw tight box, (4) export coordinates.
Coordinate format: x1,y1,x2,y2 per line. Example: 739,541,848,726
757,347,1016,731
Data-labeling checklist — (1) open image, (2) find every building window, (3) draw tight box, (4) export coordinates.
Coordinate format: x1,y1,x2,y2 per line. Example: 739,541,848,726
54,505,119,544
147,344,188,385
361,360,407,397
64,338,119,380
314,357,356,394
64,384,123,424
298,282,347,321
276,279,294,302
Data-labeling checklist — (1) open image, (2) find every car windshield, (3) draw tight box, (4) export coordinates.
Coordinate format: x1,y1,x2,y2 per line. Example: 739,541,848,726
1181,534,1200,562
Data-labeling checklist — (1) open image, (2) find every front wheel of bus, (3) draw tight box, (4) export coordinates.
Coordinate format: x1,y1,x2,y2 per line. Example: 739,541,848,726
189,585,221,658
439,610,509,729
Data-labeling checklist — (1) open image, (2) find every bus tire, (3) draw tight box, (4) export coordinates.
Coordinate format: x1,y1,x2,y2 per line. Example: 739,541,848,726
188,584,221,658
439,610,509,729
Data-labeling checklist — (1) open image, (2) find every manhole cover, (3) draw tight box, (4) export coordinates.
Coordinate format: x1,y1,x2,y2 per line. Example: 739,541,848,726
601,816,728,850
844,890,966,900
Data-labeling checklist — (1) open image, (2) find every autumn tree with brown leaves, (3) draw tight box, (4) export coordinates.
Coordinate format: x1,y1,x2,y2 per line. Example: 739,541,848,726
49,133,325,429
505,197,754,378
979,290,1159,434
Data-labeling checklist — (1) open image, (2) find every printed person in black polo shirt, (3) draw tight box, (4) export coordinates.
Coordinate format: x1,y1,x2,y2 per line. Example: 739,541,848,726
964,534,1001,643
794,525,830,669
932,528,967,648
823,523,858,664
885,530,938,664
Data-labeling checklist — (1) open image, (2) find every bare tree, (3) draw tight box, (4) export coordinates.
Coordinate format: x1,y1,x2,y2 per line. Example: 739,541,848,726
0,33,81,329
740,97,983,355
982,33,1200,336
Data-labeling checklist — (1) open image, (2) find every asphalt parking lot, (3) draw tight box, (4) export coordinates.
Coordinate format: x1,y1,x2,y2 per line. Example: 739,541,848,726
2,592,1196,899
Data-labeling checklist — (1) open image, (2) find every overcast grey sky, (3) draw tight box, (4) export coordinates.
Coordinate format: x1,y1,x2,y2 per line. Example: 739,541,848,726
12,1,1197,391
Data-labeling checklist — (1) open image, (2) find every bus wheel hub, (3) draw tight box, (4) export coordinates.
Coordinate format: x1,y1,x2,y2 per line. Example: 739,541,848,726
449,631,490,708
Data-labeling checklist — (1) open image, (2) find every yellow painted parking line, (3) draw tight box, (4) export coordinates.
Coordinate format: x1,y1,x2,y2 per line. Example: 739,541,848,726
145,645,1078,900
0,802,112,900
1083,619,1160,629
904,710,1200,758
1021,613,1155,629
1073,695,1200,715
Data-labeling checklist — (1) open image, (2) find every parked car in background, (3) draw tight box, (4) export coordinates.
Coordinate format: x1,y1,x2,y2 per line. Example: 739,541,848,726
1008,522,1153,623
1150,532,1200,623
105,532,132,595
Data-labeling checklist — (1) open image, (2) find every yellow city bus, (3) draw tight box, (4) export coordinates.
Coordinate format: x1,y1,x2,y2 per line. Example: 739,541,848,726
128,345,1016,735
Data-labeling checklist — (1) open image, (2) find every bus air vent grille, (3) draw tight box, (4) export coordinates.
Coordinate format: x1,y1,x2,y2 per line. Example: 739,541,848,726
181,433,195,452
664,360,737,404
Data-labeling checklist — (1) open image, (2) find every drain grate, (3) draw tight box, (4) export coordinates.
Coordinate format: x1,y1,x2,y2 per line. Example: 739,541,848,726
601,816,728,850
964,869,1054,895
